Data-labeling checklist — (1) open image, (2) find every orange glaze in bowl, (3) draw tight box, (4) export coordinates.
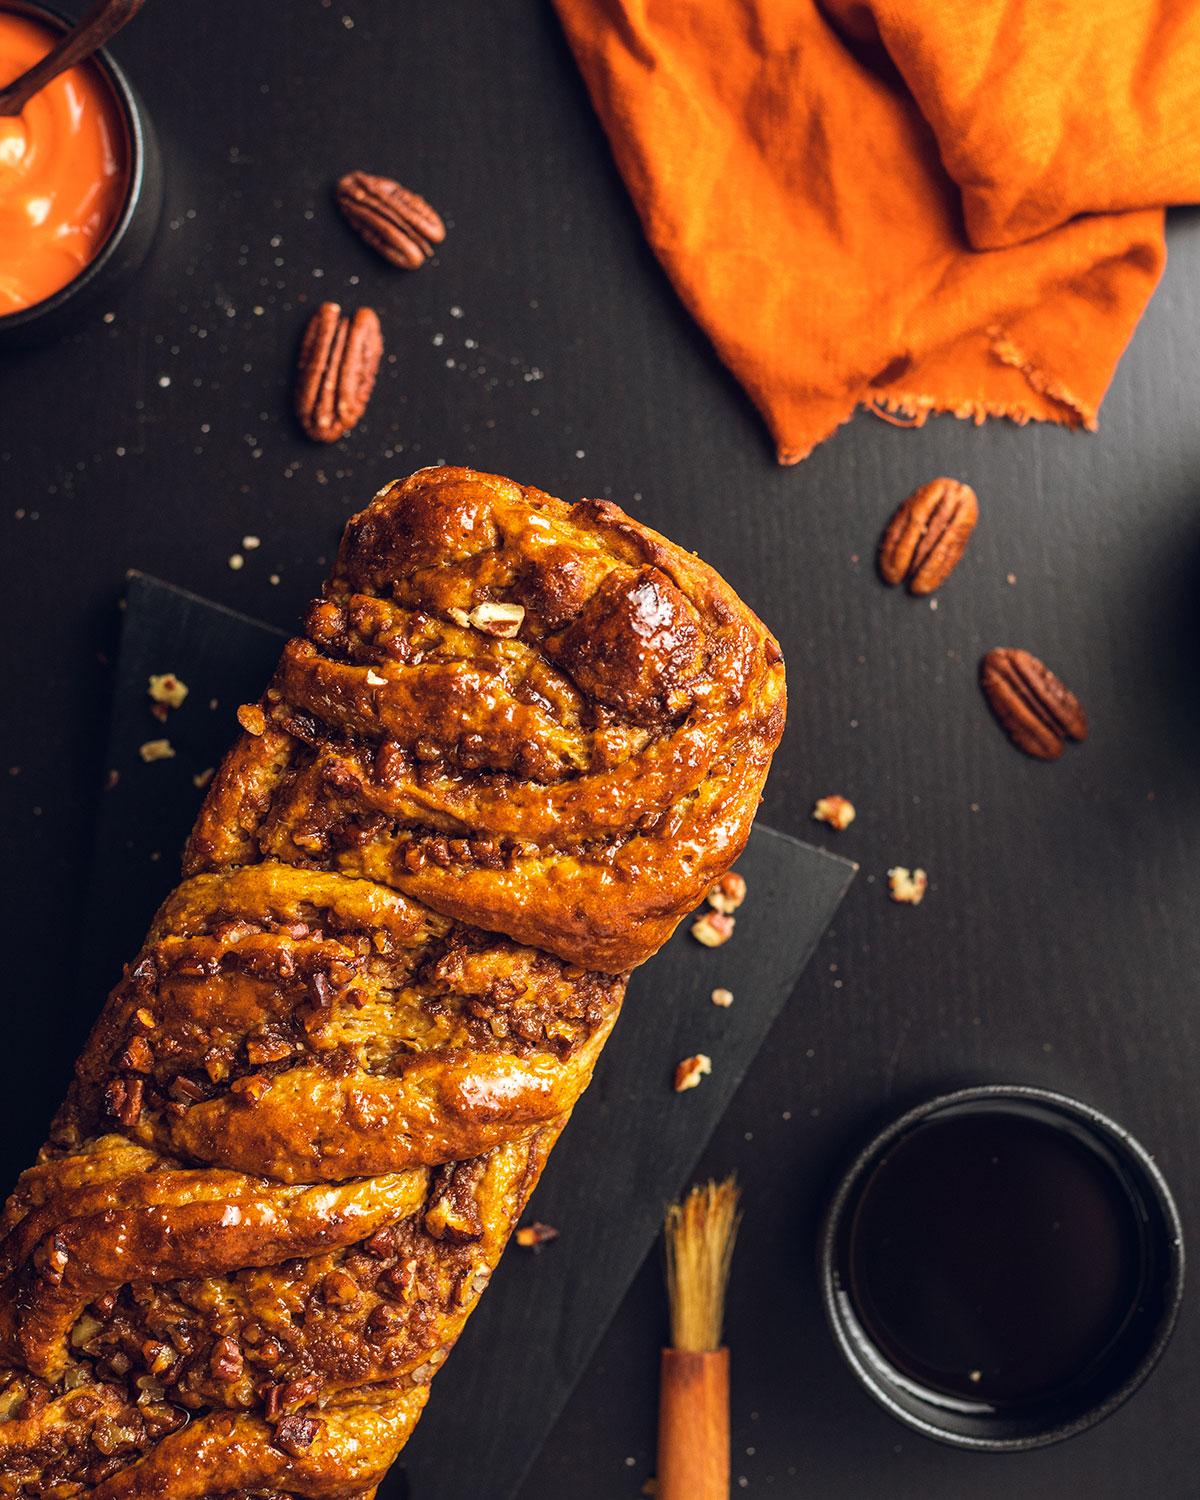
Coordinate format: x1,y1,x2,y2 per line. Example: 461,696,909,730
0,9,128,314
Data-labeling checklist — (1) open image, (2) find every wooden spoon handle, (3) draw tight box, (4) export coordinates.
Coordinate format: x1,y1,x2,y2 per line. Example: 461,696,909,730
657,1347,730,1500
0,0,147,116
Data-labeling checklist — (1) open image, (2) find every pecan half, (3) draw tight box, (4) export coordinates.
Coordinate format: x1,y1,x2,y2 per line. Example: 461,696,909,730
980,648,1088,760
879,478,978,595
335,172,446,269
295,302,383,443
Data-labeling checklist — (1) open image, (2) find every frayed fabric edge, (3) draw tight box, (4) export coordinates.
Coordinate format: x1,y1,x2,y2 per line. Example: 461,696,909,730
987,326,1097,431
774,347,1093,465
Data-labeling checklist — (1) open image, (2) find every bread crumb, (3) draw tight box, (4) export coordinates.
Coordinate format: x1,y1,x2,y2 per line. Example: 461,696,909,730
674,1054,712,1091
228,553,244,570
813,795,855,830
242,535,261,549
515,1222,558,1249
888,867,927,905
711,988,734,1008
148,673,189,710
138,739,175,763
193,767,215,790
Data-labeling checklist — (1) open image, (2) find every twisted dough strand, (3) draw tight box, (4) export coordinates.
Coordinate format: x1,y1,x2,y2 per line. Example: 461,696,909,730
0,469,785,1498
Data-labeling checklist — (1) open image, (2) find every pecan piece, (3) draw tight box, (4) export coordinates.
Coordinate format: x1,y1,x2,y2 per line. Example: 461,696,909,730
980,648,1088,760
673,1054,712,1092
335,172,446,269
879,478,978,595
515,1221,559,1249
273,1414,323,1457
691,911,734,947
295,302,383,443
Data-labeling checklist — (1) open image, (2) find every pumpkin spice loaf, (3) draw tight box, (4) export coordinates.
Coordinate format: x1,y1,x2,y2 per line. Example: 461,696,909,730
0,467,785,1499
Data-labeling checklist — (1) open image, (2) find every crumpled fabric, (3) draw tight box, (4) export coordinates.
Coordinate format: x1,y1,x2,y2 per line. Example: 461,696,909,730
552,0,1200,462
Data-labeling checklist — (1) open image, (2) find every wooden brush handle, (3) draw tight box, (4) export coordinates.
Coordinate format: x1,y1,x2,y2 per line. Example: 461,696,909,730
657,1347,730,1500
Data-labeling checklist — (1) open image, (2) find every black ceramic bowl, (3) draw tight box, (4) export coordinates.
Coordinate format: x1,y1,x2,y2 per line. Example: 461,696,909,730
819,1085,1184,1451
0,0,161,349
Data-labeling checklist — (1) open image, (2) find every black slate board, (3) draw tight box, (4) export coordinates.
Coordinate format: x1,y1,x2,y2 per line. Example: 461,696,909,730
82,572,855,1500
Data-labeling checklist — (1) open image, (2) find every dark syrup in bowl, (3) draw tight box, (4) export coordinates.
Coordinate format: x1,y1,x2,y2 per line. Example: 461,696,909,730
845,1104,1149,1409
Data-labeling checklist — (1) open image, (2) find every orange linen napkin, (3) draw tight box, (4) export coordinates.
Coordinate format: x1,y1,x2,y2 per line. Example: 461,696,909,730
552,0,1200,462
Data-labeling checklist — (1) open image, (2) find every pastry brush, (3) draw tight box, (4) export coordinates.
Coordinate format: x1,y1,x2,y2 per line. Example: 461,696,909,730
658,1175,741,1500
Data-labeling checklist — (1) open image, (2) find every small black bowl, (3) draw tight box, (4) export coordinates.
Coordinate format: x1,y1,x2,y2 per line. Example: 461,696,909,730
0,0,161,349
819,1085,1184,1451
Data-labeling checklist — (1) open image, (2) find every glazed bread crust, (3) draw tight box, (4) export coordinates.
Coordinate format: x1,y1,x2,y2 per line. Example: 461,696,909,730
187,467,785,971
0,469,785,1499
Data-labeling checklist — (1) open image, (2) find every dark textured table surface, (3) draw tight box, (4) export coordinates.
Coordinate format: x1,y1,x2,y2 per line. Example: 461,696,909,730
3,3,1200,1497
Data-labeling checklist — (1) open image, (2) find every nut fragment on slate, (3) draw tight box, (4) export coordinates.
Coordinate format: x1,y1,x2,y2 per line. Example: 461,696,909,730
813,794,856,830
878,478,978,595
692,911,735,947
980,648,1088,760
515,1222,559,1249
295,302,383,443
335,171,446,269
138,738,175,763
888,867,927,905
674,1054,712,1092
707,871,746,914
711,987,734,1008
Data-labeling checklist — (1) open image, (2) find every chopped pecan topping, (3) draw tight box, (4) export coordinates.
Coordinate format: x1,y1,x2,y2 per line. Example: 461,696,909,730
878,478,978,595
979,648,1088,760
209,1337,243,1382
711,987,734,1008
276,1374,322,1412
335,171,446,269
229,1074,269,1102
295,301,384,443
364,1224,399,1259
468,601,525,638
321,1269,362,1308
118,1036,153,1073
273,1414,323,1457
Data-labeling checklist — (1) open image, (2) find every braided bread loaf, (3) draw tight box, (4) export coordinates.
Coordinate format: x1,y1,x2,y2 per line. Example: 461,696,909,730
0,467,785,1499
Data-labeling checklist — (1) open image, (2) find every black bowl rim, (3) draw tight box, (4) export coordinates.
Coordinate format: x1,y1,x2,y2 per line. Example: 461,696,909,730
818,1083,1186,1452
0,0,147,330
